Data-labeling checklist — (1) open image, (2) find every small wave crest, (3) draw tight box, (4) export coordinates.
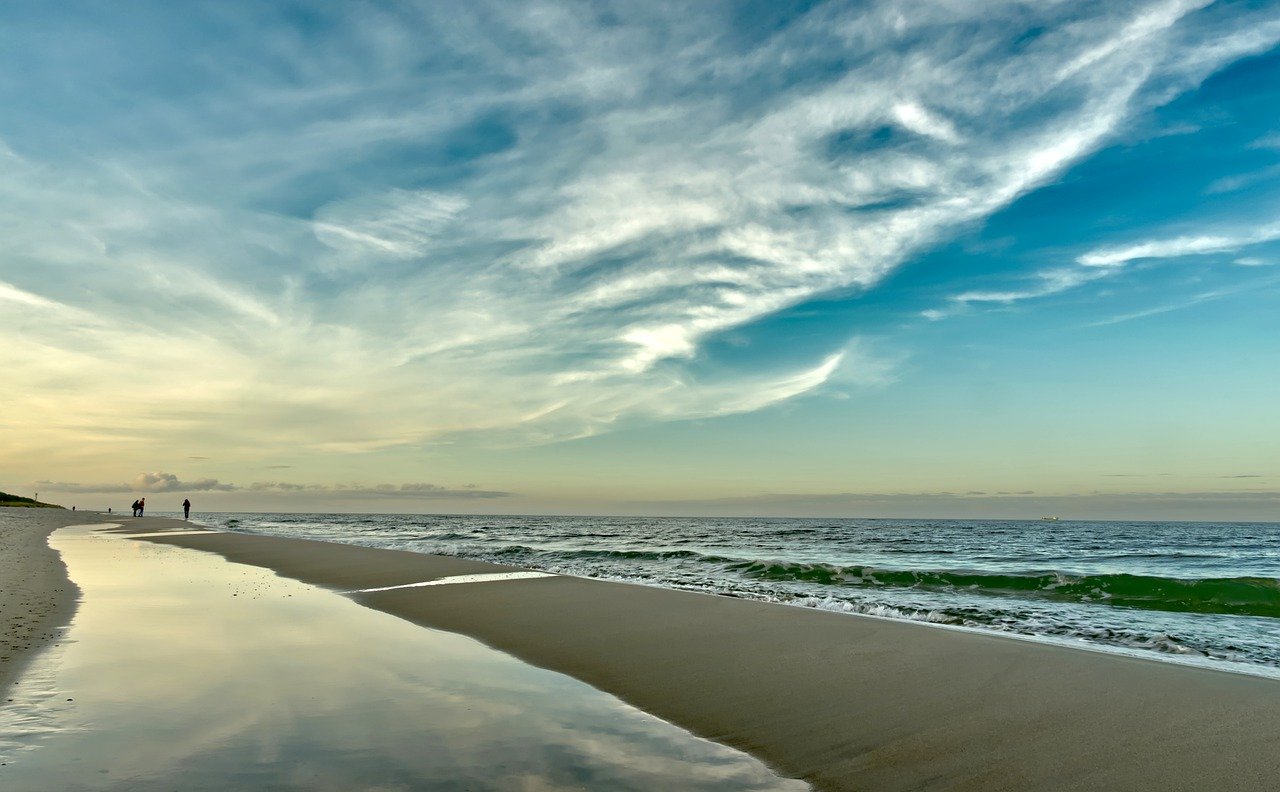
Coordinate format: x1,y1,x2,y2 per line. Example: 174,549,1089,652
728,560,1280,618
796,595,960,624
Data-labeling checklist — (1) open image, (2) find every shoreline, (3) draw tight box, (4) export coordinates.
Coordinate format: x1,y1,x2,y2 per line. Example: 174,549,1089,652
191,513,1280,681
0,508,89,693
5,522,804,791
121,518,1280,791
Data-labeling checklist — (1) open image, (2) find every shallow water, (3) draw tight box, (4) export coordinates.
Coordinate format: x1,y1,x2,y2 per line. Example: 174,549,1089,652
0,525,806,791
193,512,1280,677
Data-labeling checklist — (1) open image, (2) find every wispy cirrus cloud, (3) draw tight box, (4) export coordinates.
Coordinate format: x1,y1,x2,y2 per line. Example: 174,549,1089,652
1205,163,1280,194
3,0,1279,473
313,190,468,261
950,268,1112,307
1078,222,1280,267
933,206,1280,317
1083,280,1277,326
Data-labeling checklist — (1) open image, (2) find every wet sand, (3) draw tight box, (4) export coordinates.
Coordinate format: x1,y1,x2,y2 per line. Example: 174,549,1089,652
118,518,1280,791
0,508,90,692
3,523,801,791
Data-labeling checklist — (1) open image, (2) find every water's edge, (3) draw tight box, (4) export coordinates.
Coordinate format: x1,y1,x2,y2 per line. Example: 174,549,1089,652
184,512,1280,679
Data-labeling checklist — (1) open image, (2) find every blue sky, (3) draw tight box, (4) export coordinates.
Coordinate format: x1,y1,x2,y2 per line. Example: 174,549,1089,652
2,1,1278,518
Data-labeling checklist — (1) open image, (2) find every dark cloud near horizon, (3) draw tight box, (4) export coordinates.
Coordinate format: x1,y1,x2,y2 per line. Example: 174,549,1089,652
623,489,1280,520
32,479,132,494
34,472,234,493
248,481,327,492
38,475,509,499
636,489,1280,505
133,472,235,492
248,481,512,499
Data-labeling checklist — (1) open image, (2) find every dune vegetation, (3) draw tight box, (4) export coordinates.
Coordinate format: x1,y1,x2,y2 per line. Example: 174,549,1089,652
0,491,63,509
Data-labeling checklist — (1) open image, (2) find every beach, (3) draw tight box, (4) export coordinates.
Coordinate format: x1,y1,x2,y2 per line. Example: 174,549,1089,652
0,508,85,693
5,511,1280,790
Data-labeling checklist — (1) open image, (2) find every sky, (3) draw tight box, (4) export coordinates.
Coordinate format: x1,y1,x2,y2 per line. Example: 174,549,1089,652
2,0,1278,520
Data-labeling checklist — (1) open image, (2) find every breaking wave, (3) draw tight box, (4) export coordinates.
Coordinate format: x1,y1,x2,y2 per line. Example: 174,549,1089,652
729,560,1280,618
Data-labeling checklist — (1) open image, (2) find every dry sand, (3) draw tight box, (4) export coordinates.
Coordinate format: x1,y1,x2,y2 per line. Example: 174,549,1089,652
123,521,1280,792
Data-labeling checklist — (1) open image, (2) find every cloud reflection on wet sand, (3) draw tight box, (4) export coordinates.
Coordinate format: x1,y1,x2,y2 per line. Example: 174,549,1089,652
0,527,805,791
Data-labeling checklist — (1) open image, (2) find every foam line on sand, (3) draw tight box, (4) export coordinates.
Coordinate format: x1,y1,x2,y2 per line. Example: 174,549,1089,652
115,530,220,538
351,571,556,593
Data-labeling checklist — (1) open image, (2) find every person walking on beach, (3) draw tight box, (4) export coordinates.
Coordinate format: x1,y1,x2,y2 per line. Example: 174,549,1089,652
183,498,191,520
138,497,145,517
131,499,140,517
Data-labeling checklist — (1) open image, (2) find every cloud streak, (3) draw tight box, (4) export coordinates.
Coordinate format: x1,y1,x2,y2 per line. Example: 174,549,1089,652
1078,222,1280,267
35,475,510,499
33,473,234,494
938,199,1280,316
627,489,1280,519
248,482,512,499
3,0,1279,471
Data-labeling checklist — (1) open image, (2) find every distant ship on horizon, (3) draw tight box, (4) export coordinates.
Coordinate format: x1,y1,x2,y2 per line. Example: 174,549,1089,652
1040,516,1060,522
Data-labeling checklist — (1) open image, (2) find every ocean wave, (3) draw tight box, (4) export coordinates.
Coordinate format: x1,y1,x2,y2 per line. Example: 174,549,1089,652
489,546,733,563
728,560,1280,618
795,595,960,624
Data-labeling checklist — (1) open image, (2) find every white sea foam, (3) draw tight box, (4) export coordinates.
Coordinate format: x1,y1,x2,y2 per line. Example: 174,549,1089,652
114,530,220,538
796,596,955,624
350,571,555,594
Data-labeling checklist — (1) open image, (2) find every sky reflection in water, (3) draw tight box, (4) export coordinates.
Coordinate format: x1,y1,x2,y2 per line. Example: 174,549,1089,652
0,526,805,791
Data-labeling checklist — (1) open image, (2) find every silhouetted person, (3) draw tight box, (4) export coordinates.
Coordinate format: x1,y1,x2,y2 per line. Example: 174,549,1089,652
183,498,191,520
138,497,145,517
131,500,140,517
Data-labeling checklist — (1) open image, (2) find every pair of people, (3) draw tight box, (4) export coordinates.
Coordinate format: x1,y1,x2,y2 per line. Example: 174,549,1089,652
128,497,191,518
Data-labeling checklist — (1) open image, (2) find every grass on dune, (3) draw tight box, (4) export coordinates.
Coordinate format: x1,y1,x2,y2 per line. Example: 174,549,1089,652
0,491,64,509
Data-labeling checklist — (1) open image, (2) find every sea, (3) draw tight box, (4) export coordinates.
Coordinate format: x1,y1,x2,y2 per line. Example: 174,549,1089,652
190,513,1280,678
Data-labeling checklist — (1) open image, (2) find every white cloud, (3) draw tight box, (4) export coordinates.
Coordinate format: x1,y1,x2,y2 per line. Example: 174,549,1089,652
952,268,1110,305
1205,163,1280,194
1078,223,1280,267
939,218,1280,313
0,281,59,309
3,0,1279,470
313,190,468,260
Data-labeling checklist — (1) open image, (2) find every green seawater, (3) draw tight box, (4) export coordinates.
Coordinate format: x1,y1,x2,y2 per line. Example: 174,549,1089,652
193,513,1280,676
